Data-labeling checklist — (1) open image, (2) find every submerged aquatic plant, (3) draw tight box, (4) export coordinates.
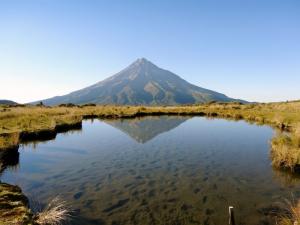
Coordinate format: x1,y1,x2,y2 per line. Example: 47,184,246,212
34,196,72,225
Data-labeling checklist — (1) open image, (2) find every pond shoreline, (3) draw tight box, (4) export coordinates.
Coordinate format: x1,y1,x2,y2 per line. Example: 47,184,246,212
1,110,300,224
0,102,299,172
0,182,34,224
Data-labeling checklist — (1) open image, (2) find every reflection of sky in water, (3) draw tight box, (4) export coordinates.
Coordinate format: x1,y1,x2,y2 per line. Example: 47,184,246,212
1,116,300,225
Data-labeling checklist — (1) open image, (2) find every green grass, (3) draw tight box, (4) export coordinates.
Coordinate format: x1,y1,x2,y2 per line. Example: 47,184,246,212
1,101,300,172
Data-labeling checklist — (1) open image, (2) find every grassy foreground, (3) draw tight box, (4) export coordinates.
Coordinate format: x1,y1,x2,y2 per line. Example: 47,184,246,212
0,101,300,172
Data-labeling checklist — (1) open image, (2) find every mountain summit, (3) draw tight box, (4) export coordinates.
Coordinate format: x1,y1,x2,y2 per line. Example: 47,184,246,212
36,58,241,105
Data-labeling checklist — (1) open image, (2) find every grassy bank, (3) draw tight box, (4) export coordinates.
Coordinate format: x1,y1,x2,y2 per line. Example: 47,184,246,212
0,182,71,225
0,101,300,171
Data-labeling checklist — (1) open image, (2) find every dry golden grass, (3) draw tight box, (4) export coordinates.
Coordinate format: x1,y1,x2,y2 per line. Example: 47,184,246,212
34,197,72,225
0,101,300,171
271,133,300,171
0,132,19,149
277,199,300,225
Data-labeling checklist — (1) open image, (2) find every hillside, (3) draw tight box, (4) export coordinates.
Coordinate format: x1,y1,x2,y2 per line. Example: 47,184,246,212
0,100,18,105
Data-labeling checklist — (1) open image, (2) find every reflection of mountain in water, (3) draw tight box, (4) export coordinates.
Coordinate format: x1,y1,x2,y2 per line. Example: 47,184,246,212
102,116,190,143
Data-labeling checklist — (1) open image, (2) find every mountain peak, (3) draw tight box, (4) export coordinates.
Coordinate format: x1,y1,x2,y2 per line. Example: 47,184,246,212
136,57,148,63
35,59,241,105
133,57,155,67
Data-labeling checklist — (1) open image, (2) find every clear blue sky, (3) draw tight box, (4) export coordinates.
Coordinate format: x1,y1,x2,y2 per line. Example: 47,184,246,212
0,0,299,103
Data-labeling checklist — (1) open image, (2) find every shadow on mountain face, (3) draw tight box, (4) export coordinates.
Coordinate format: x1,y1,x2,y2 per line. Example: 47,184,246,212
102,116,190,143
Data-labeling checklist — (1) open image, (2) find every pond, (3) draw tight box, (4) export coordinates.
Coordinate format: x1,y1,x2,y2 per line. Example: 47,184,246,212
1,116,300,225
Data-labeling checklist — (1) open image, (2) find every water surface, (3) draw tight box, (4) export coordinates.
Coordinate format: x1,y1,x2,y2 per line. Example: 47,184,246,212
2,116,300,225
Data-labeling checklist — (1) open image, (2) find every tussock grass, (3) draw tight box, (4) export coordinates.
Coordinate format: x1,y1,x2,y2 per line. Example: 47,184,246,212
271,133,300,171
1,101,300,171
34,197,72,225
277,199,300,225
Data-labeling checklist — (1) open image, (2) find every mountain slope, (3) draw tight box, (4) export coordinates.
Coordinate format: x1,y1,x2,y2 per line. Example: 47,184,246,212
35,58,242,105
0,100,18,105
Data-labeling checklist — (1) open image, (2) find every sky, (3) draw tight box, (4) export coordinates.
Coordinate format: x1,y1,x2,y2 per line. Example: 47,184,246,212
0,0,299,103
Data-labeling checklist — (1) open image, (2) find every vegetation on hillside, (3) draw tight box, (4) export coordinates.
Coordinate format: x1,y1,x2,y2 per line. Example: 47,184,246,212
0,101,300,172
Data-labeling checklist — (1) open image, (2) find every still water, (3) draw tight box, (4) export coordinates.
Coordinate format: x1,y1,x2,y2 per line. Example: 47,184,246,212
1,116,300,225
